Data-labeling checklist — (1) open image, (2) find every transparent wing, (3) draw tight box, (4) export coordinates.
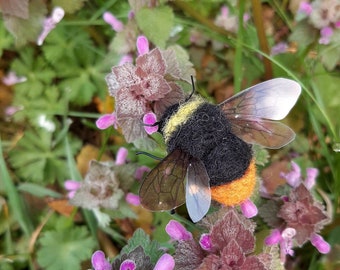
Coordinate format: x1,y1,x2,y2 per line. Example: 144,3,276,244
186,158,211,223
219,78,301,148
139,149,190,211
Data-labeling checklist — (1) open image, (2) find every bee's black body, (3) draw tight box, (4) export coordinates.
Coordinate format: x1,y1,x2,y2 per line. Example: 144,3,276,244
158,100,252,187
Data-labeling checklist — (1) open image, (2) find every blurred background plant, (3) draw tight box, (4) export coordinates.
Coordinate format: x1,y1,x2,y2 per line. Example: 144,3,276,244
0,0,339,269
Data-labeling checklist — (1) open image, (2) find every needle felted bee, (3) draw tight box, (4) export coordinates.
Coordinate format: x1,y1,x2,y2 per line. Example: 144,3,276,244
139,78,301,222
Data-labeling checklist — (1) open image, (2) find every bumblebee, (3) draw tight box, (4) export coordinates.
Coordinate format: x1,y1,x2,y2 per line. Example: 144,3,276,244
139,78,301,222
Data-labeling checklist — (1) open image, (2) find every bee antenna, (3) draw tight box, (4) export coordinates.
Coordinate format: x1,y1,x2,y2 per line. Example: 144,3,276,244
187,75,196,100
136,151,162,161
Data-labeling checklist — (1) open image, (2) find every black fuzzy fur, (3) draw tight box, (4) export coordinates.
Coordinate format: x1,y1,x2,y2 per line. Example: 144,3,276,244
159,101,252,186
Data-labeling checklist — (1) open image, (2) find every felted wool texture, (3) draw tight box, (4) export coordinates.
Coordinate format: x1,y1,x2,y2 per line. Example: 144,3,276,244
210,159,256,206
202,132,252,186
164,102,233,159
161,96,204,144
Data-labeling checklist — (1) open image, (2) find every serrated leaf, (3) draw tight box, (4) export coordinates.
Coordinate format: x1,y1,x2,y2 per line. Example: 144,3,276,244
8,129,81,184
120,229,164,264
135,6,174,48
253,144,270,166
37,226,96,270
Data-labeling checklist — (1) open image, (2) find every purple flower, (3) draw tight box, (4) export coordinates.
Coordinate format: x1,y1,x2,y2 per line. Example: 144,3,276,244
319,26,334,45
280,228,296,257
305,168,318,190
103,12,124,32
310,233,331,254
115,147,128,165
134,166,151,180
64,180,81,199
96,113,118,130
119,259,135,270
105,46,185,142
240,199,258,218
125,193,141,206
298,1,313,16
271,42,288,56
37,7,65,46
119,55,133,66
280,161,301,187
153,254,175,270
199,233,213,251
4,106,24,117
2,71,27,85
91,250,112,270
143,112,158,135
264,229,282,245
136,35,149,55
165,220,192,241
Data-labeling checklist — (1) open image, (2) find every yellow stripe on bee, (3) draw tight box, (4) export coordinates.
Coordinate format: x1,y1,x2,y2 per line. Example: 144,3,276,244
162,97,204,143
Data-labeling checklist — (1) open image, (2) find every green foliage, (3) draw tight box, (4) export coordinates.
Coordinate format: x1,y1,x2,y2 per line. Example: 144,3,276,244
119,228,164,265
8,128,81,184
37,225,96,270
135,6,174,48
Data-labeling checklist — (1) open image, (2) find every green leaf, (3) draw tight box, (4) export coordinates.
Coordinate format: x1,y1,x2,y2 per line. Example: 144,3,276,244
136,6,174,48
320,30,340,71
37,226,96,270
8,128,81,184
120,229,164,264
17,183,62,198
289,20,317,46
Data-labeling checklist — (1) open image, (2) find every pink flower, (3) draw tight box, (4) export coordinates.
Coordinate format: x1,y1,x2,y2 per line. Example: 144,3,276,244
199,233,213,251
134,166,151,180
319,26,333,45
165,220,192,241
310,233,331,254
119,54,133,66
91,250,112,270
105,47,184,142
2,71,27,86
125,193,140,206
280,161,301,187
143,112,158,135
119,259,135,270
153,254,175,270
103,12,124,32
305,168,318,189
240,199,258,218
96,113,117,130
115,147,128,165
37,7,65,46
271,42,288,56
265,229,282,245
298,1,313,16
64,180,81,199
136,35,149,55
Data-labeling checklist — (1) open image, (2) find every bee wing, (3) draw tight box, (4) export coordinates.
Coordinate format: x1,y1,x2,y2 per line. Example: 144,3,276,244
219,78,301,149
139,149,190,211
185,158,211,223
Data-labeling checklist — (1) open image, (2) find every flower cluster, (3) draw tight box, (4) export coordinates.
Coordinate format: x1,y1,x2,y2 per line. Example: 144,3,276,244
91,229,175,270
65,147,138,210
259,162,331,263
168,208,274,270
297,0,340,45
